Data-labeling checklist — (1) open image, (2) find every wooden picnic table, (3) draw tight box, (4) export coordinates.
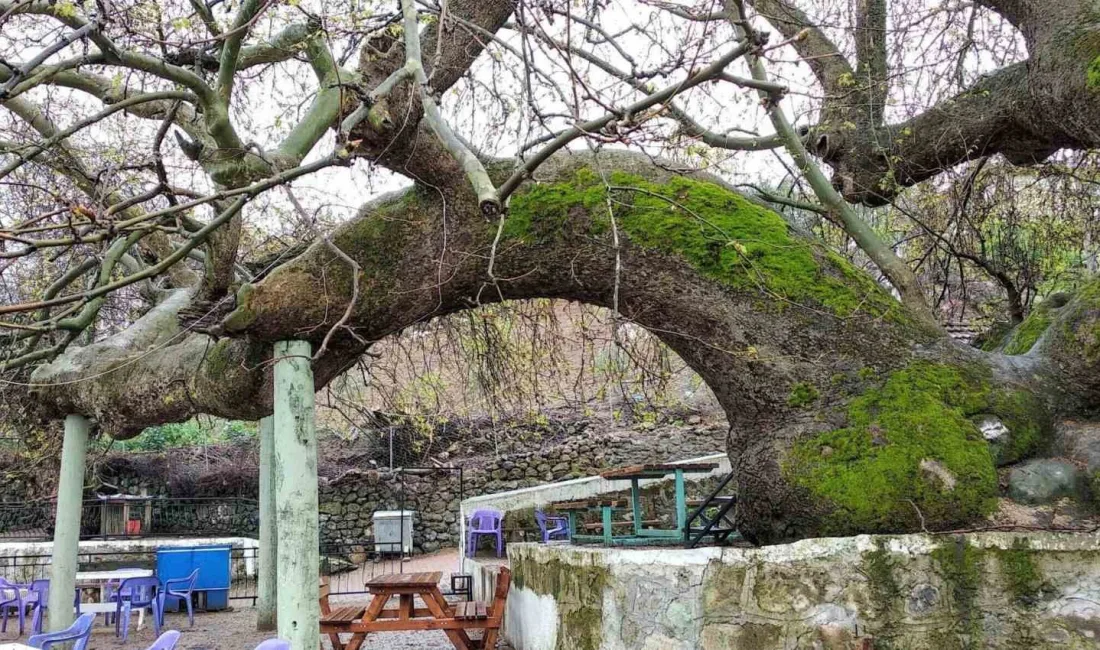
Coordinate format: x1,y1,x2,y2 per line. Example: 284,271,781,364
563,462,719,546
320,572,478,650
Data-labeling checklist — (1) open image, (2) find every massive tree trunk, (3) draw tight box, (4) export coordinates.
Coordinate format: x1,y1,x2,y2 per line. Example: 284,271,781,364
25,150,1100,543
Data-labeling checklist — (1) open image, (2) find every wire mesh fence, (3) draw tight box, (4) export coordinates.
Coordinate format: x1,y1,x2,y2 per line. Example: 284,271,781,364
0,498,259,542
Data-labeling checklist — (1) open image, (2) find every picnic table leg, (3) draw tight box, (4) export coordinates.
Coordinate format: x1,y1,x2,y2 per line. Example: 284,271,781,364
674,469,687,534
343,593,389,650
398,595,413,620
421,588,471,650
631,479,642,536
567,512,577,538
601,506,613,545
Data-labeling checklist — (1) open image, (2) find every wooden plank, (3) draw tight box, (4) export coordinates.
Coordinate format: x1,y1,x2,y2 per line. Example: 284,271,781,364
422,586,473,650
375,607,433,619
343,618,500,632
321,606,366,624
553,499,626,510
475,602,488,619
601,463,718,480
455,602,471,620
367,572,442,588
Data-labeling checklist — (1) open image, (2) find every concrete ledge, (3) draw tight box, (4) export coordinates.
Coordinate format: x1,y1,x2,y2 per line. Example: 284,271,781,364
502,531,1100,649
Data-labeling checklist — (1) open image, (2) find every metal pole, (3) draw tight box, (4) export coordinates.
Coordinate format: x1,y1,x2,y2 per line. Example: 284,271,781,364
273,341,319,650
48,415,89,632
256,416,277,631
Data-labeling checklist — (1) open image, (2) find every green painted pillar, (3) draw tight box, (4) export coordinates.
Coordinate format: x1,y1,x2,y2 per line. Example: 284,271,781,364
674,469,687,533
631,479,642,536
256,416,277,631
48,414,89,632
273,341,319,650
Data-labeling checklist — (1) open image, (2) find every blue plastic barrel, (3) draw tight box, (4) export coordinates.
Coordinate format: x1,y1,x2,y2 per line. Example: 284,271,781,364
156,544,232,610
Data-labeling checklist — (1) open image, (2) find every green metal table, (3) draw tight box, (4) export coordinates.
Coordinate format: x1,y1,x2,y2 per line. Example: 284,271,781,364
600,463,719,544
553,499,627,545
551,463,719,547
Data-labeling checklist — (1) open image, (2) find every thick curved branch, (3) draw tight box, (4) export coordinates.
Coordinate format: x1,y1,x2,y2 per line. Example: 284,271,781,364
854,0,888,125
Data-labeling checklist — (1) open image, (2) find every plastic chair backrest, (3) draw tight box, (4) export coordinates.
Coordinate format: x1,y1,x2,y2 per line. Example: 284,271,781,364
29,579,48,602
0,577,22,600
118,576,160,606
28,612,95,650
534,510,548,533
254,639,291,650
145,630,182,650
165,568,199,593
468,509,503,532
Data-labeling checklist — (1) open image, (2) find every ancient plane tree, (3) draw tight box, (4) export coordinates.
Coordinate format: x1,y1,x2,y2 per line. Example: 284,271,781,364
2,0,1100,644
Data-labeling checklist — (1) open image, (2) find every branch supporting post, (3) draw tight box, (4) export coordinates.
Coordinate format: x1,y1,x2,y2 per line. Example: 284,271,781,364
256,415,278,631
48,414,89,632
273,341,319,650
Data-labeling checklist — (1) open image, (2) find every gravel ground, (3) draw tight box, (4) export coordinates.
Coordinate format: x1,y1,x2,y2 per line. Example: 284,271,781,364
0,604,511,650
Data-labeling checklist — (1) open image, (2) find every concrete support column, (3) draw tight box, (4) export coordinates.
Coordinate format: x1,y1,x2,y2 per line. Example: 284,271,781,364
273,341,319,650
256,415,277,631
48,414,89,632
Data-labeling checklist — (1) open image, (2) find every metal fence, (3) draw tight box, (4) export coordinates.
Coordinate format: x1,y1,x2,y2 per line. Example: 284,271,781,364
0,498,259,541
0,540,410,604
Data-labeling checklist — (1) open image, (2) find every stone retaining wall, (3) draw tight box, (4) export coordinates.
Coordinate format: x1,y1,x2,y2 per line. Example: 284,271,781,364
319,420,724,550
503,532,1100,649
0,418,726,552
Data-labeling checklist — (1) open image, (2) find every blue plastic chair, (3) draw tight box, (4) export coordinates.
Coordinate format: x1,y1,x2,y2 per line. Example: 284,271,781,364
28,612,95,650
114,576,161,641
535,510,569,543
157,568,198,627
255,639,291,650
146,630,181,650
0,577,26,634
28,579,50,635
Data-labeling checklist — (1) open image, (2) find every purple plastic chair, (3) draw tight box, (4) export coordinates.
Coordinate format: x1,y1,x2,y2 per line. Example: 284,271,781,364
255,640,291,650
535,510,569,543
0,577,26,634
115,576,161,641
157,568,198,627
28,612,95,650
465,509,504,558
146,630,181,650
26,579,81,635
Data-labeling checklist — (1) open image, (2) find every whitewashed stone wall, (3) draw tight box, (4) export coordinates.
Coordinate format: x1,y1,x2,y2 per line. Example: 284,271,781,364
500,532,1100,649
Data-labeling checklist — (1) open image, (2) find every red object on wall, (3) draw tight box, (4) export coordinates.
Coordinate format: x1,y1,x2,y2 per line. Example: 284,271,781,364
126,520,142,535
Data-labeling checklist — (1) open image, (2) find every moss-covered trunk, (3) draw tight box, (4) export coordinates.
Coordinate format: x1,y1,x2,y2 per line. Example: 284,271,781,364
26,151,1100,543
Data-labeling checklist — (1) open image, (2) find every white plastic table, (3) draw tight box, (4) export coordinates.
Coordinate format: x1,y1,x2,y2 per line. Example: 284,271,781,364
75,568,155,628
75,568,153,582
0,643,37,650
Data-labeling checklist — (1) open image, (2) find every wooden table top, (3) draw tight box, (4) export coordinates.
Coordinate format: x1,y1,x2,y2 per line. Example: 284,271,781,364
553,499,627,510
366,572,442,589
601,463,719,480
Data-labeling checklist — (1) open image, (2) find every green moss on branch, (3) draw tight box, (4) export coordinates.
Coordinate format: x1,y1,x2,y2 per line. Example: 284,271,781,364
1003,309,1053,355
782,361,1050,535
507,170,907,321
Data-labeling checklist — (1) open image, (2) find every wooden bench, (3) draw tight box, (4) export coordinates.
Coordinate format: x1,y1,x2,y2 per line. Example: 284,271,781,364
552,499,627,511
454,567,510,649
